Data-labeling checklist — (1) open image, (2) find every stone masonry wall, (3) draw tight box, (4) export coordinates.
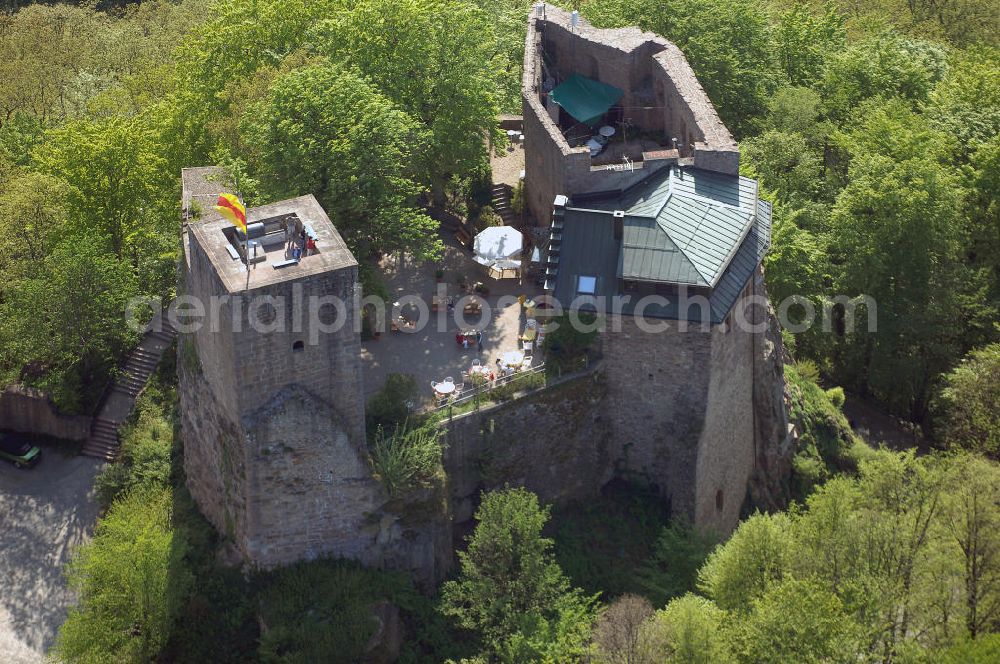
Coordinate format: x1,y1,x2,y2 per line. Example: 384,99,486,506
601,317,713,521
693,292,757,534
0,384,91,441
522,7,739,225
244,385,450,587
442,370,613,523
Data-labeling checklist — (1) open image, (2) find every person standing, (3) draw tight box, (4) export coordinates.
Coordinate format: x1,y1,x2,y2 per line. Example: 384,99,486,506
476,329,483,353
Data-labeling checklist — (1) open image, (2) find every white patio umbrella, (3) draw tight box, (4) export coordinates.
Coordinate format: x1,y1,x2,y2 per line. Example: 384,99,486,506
473,226,523,274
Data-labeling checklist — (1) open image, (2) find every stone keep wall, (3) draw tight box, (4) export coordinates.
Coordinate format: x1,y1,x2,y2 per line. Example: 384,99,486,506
442,371,613,523
0,384,91,441
600,281,786,535
244,385,451,585
521,7,739,225
601,317,713,520
231,268,365,446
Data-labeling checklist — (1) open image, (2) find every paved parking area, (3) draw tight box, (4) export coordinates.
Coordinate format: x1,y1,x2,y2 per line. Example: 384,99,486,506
0,449,102,663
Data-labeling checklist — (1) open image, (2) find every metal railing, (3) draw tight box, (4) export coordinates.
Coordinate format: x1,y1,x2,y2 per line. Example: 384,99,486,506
433,362,548,412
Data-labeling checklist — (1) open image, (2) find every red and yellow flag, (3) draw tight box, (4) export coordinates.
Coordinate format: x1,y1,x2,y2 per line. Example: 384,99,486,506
214,193,247,233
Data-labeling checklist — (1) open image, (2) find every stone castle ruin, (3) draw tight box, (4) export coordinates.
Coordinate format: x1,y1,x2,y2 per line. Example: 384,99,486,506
175,9,790,583
179,168,449,582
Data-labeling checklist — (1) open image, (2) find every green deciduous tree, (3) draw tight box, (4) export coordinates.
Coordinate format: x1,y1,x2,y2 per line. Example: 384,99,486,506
697,512,792,613
34,116,174,266
825,148,991,420
0,235,139,412
244,62,442,261
731,577,859,664
53,488,190,663
310,0,501,199
441,488,597,659
937,344,1000,458
774,1,845,87
647,594,733,664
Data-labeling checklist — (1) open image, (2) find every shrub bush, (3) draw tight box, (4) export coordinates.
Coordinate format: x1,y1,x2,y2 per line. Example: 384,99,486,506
368,420,444,497
543,314,599,375
366,372,419,436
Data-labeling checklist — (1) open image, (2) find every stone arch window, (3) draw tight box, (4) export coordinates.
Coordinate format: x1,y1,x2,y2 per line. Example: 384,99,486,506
292,340,305,353
715,489,724,511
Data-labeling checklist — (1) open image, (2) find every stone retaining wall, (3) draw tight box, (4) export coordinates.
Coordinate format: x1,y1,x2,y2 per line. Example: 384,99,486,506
442,369,612,523
0,384,91,441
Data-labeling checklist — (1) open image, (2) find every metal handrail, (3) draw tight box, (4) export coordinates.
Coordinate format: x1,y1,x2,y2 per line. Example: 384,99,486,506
434,362,548,411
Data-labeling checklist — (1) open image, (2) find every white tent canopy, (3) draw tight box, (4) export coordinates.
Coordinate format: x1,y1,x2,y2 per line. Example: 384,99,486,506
473,226,523,278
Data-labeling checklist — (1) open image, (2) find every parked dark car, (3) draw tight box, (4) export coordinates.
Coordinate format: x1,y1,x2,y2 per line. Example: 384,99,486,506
0,434,41,468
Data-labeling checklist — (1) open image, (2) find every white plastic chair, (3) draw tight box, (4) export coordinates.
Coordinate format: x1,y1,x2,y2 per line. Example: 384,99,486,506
472,358,481,367
445,376,454,384
521,357,533,371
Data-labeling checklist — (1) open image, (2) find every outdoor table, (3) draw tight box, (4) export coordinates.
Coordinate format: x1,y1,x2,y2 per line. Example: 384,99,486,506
434,381,456,395
470,365,492,378
502,350,525,367
599,125,616,138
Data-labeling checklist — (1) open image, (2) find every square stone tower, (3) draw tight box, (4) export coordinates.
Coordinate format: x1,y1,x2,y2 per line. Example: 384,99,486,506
178,167,385,567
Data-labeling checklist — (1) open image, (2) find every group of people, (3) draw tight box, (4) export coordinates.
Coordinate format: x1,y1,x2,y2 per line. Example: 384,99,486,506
281,217,316,261
456,329,484,351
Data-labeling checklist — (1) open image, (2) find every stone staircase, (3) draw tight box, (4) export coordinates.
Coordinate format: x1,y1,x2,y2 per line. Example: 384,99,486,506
491,183,516,226
81,315,177,461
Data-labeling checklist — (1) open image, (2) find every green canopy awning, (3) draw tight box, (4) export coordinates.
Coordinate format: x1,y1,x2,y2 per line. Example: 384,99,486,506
549,73,624,126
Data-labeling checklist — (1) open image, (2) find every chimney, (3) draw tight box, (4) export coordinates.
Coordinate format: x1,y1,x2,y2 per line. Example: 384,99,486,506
613,210,624,241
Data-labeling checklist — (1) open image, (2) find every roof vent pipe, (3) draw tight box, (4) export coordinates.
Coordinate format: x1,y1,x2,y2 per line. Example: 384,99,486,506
571,10,579,30
536,2,545,18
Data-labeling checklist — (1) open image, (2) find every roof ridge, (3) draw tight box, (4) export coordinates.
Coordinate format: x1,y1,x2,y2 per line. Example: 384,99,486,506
655,197,711,286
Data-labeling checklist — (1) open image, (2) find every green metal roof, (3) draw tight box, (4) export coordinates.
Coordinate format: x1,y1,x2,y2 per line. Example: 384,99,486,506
552,166,772,324
584,166,755,286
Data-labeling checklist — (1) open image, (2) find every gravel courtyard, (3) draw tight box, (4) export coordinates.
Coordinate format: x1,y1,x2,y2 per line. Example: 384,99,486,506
0,449,102,663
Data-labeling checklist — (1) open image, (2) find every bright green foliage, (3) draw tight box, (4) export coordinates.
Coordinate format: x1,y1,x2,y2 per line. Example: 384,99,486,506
730,578,858,664
310,0,501,195
820,32,948,121
647,594,733,664
826,150,991,419
0,235,139,412
53,488,190,663
245,62,442,261
34,116,174,267
937,344,1000,458
926,47,1000,159
697,512,793,613
774,1,845,87
936,634,1000,663
0,171,71,284
368,419,444,497
741,130,825,205
95,392,176,508
442,488,598,658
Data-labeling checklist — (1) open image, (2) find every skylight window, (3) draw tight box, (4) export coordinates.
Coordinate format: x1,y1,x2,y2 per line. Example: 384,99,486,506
577,275,597,295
